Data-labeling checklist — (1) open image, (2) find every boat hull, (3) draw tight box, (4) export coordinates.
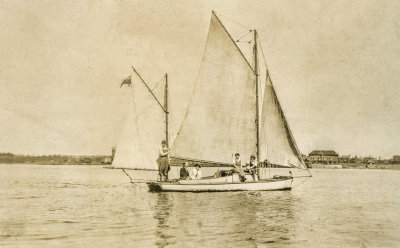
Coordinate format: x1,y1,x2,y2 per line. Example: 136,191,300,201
147,178,292,192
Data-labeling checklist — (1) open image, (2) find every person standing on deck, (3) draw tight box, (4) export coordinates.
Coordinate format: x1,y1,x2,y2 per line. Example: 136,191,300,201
245,155,258,181
232,153,246,182
191,164,202,180
180,162,190,180
157,140,170,182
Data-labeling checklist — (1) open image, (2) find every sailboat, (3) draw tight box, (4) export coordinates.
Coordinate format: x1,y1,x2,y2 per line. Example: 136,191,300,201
113,11,311,191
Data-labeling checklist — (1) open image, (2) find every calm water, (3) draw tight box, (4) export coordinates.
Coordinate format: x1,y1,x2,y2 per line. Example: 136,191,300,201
0,164,399,248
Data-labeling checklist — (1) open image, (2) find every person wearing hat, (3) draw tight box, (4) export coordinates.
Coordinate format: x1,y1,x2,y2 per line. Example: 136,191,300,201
232,153,246,182
180,162,190,180
191,164,202,180
157,140,170,182
245,155,258,181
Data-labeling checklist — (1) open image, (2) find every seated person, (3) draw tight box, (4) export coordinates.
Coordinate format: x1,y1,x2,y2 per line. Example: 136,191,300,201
232,153,246,182
245,155,258,180
191,164,202,180
180,162,190,180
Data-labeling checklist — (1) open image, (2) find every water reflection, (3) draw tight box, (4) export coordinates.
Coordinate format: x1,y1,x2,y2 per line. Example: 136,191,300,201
153,193,174,248
150,191,299,247
227,192,298,246
3,165,398,248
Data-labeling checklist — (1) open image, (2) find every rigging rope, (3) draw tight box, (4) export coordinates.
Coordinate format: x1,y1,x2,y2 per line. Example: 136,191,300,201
238,38,253,44
292,176,311,189
121,169,149,190
151,75,166,91
258,37,269,69
213,11,252,31
236,30,253,42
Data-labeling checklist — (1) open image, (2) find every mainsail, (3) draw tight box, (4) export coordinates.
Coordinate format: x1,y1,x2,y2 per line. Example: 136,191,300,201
259,71,306,169
171,12,256,164
172,11,307,170
112,73,166,170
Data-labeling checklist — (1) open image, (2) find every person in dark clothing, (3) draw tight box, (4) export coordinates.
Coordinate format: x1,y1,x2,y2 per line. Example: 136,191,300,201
157,140,170,182
180,162,190,180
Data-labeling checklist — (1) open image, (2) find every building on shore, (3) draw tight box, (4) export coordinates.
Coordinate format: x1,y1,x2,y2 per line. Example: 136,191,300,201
308,150,339,164
393,155,400,164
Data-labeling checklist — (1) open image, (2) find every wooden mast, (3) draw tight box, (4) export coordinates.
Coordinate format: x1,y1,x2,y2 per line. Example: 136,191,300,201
164,73,169,147
254,30,260,161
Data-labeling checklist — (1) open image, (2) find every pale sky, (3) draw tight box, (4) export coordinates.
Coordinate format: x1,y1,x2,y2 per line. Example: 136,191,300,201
0,0,399,158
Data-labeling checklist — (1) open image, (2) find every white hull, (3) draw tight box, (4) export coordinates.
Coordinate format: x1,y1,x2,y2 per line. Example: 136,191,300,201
147,176,292,192
117,166,299,181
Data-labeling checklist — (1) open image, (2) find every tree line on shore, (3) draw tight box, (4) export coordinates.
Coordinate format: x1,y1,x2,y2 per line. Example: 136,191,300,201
0,153,112,165
337,155,399,164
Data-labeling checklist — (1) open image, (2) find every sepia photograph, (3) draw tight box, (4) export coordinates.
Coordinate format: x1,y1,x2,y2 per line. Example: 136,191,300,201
0,0,399,247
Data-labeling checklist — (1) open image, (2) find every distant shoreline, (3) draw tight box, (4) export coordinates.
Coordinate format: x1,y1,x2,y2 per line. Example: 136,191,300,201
310,163,400,170
0,153,111,166
0,163,104,167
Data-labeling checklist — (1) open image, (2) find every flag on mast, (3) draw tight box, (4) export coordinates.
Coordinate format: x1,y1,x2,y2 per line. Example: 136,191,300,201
120,75,132,88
